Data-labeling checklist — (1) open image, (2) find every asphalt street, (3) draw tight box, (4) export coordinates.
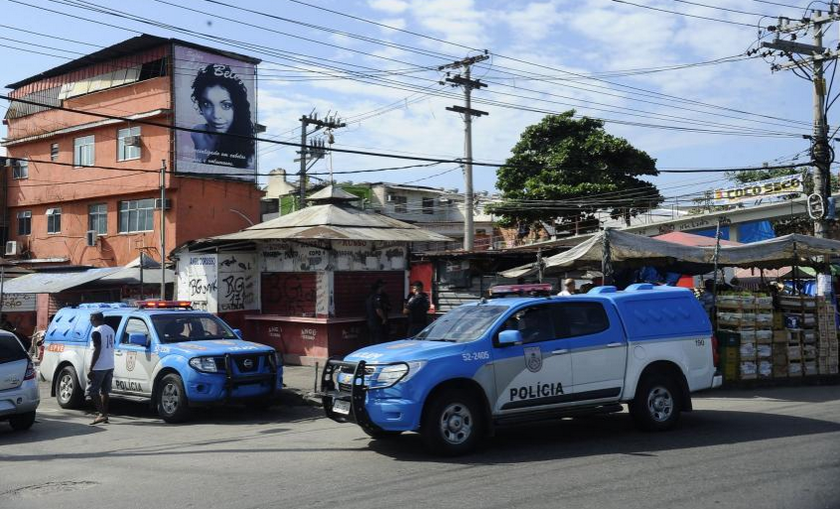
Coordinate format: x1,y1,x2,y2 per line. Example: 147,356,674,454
1,383,839,509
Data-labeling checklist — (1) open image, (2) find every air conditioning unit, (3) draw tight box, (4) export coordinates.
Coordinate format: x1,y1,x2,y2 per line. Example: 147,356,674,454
123,135,141,147
5,241,18,256
155,198,172,210
85,230,97,247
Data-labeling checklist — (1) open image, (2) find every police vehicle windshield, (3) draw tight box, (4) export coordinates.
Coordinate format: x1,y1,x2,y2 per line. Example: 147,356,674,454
151,314,239,343
414,305,507,343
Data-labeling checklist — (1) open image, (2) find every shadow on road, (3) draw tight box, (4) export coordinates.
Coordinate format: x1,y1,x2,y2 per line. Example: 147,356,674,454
698,383,840,403
0,413,104,444
367,409,840,464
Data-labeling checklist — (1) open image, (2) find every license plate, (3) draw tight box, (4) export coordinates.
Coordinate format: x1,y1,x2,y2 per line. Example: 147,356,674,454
332,399,351,415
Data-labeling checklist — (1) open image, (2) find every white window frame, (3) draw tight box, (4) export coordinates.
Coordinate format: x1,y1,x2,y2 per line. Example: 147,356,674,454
117,126,141,161
118,198,155,233
88,203,108,236
74,135,95,167
46,207,62,234
13,159,28,180
50,143,59,162
17,211,31,236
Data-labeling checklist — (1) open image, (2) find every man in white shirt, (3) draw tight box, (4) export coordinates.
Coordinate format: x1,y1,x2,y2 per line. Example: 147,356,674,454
558,278,576,296
88,312,115,425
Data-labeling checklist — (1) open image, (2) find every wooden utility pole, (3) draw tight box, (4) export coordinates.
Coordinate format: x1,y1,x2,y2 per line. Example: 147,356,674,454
442,53,489,251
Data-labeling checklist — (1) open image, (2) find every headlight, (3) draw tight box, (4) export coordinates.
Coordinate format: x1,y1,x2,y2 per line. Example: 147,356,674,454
189,356,219,373
370,361,426,389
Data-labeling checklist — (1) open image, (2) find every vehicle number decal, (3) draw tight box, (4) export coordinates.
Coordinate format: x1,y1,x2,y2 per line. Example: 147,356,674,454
356,352,383,360
695,339,706,347
46,344,65,353
461,351,490,362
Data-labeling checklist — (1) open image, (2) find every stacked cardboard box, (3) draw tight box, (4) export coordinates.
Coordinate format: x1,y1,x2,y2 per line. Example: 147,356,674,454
778,295,819,377
817,298,840,375
717,293,775,380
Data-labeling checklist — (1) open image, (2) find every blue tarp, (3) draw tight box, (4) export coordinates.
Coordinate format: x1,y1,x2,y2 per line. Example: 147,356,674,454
694,226,730,240
738,220,776,243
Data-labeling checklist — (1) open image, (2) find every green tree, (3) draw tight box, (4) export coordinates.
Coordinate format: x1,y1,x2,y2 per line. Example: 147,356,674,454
491,112,662,230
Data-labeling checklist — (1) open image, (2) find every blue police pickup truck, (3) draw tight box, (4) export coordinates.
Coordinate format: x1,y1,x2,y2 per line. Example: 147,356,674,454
40,301,283,423
321,284,722,455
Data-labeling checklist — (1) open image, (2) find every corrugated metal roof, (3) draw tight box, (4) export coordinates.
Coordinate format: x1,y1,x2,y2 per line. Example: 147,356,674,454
211,203,452,242
1,268,120,294
307,185,359,202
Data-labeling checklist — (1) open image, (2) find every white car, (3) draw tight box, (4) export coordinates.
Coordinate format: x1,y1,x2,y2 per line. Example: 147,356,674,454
0,330,39,431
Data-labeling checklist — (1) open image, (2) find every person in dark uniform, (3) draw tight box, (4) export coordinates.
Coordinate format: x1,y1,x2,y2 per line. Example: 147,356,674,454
403,281,431,337
366,280,390,344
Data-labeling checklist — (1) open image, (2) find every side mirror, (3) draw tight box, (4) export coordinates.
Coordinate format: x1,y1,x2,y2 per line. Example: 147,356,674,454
232,328,243,339
498,330,523,346
128,333,149,347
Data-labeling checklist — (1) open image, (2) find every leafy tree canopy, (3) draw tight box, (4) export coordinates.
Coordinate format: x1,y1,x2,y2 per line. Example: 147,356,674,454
491,111,662,228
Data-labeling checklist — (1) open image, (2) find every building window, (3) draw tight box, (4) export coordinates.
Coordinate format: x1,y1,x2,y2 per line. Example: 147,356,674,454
74,135,95,167
50,143,59,162
89,203,108,235
16,211,31,236
119,199,155,233
13,159,28,179
46,208,61,234
422,197,435,215
117,126,141,161
392,195,407,213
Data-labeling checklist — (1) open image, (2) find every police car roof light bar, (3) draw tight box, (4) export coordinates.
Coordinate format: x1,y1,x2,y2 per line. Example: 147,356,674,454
136,300,193,309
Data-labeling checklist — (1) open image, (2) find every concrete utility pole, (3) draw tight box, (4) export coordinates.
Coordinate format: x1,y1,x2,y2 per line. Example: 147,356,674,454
762,8,840,295
297,112,346,208
442,53,490,251
160,159,167,300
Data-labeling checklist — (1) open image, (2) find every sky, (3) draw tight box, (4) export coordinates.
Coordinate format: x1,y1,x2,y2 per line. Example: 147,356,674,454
0,0,832,207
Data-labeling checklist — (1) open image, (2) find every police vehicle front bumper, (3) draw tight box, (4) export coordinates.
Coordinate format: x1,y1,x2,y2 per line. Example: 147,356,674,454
186,353,283,405
319,358,416,434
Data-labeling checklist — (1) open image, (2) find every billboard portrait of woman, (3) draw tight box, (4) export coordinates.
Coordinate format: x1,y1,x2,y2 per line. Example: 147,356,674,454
189,63,255,169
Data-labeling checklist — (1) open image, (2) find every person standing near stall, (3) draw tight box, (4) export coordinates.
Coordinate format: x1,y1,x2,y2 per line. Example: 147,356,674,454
404,281,430,337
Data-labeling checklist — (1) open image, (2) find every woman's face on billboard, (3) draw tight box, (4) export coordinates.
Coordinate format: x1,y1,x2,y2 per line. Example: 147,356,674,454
198,85,234,133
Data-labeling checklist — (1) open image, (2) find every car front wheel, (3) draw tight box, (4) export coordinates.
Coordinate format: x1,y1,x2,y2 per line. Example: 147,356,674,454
421,390,482,456
156,374,191,423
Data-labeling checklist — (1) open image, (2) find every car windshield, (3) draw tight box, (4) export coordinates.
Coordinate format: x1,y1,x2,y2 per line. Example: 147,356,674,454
151,314,238,344
415,305,508,343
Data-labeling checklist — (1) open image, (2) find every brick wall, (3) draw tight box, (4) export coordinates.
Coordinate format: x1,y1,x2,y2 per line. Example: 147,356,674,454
261,272,317,316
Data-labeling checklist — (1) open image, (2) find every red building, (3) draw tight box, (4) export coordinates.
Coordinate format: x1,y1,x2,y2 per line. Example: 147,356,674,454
2,35,263,268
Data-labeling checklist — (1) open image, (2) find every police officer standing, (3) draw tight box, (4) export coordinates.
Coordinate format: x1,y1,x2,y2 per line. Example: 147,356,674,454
88,312,115,425
366,280,390,344
403,281,430,337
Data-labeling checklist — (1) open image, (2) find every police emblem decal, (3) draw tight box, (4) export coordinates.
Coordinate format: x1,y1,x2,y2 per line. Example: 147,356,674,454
126,351,136,372
523,346,542,373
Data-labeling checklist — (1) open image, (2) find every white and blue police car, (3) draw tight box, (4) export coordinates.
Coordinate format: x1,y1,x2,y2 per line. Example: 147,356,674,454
321,284,722,455
40,301,283,423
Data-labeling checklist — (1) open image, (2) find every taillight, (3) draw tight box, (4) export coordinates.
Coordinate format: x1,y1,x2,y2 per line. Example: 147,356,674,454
711,335,719,368
23,360,36,381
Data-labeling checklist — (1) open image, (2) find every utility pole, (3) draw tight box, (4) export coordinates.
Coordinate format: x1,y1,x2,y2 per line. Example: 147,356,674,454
442,53,490,251
160,159,166,300
296,112,346,208
762,8,840,295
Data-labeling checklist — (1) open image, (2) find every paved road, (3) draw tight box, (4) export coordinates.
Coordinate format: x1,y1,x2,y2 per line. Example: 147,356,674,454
1,383,839,509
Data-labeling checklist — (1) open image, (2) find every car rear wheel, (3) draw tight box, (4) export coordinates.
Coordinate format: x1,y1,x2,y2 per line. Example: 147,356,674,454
630,375,681,432
56,366,83,409
421,390,482,456
9,411,36,431
156,374,191,423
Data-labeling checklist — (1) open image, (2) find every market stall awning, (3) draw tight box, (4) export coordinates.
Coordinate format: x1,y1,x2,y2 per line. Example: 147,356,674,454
209,202,452,243
716,234,840,269
654,231,741,247
1,268,120,294
501,230,714,278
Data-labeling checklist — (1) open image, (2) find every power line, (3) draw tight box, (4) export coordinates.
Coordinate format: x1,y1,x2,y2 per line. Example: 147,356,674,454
612,0,763,27
670,0,775,17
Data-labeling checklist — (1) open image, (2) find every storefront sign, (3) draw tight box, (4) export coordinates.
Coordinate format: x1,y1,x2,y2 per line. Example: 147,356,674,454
0,293,35,312
260,241,329,272
712,175,804,205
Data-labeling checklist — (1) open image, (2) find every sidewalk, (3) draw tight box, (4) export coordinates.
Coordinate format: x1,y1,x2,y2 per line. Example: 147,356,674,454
280,364,323,407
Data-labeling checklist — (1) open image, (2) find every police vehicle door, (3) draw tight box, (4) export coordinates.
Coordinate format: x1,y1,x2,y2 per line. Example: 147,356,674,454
113,317,155,395
554,301,626,402
492,304,574,415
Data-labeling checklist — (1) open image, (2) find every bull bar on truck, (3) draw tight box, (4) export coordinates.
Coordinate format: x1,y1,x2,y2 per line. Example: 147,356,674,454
319,358,410,435
219,352,281,404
